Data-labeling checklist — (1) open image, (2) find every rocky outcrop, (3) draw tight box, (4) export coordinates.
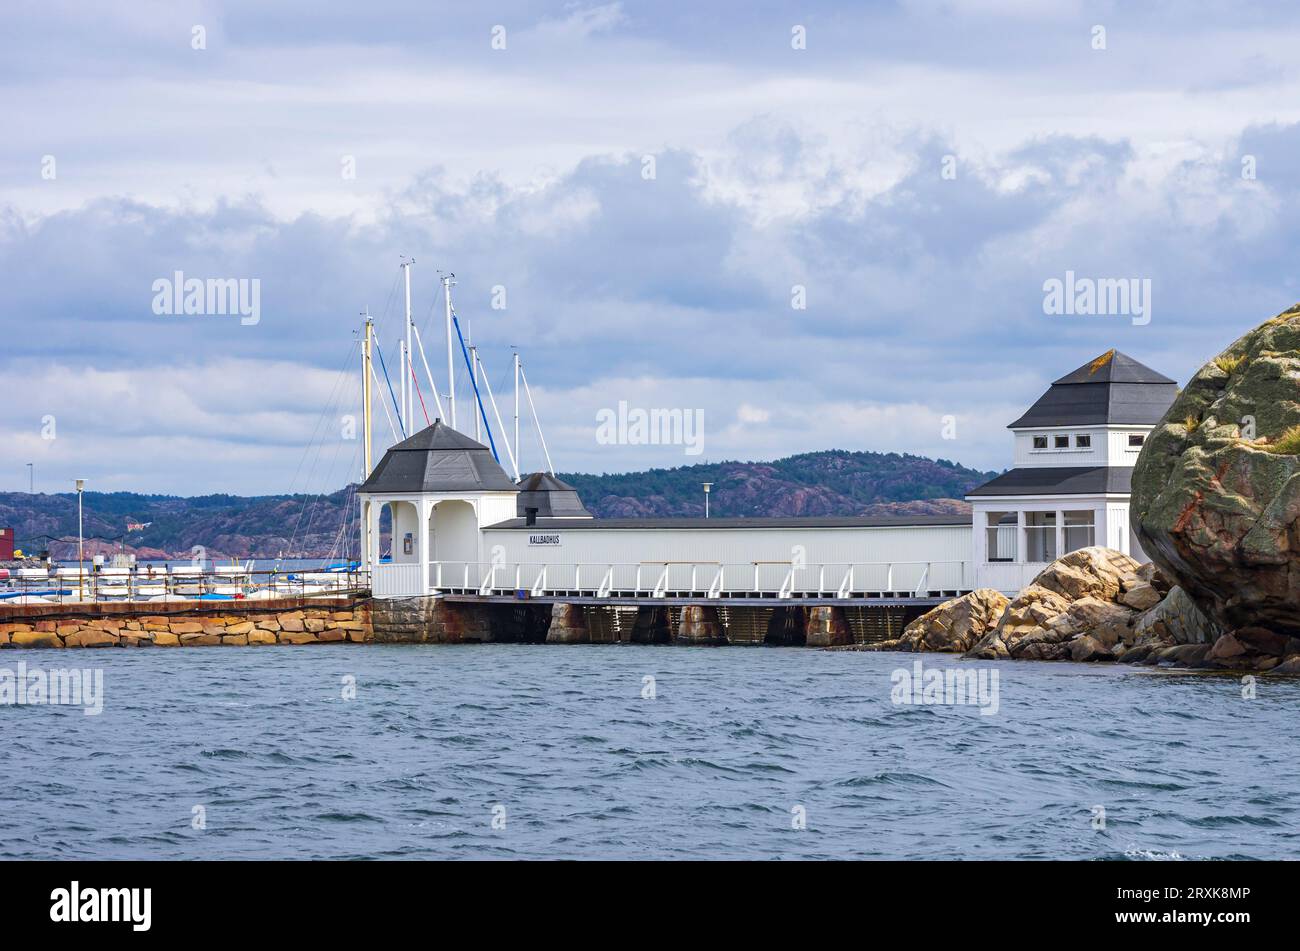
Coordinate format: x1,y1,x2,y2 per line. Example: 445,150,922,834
1132,304,1300,641
878,589,1009,653
967,548,1147,661
1120,585,1220,663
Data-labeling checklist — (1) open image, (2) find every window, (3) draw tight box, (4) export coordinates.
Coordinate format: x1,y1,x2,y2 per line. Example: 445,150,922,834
1032,436,1048,449
1075,434,1091,448
985,512,1017,562
1054,435,1070,449
1128,433,1145,448
1025,512,1058,562
1064,511,1096,552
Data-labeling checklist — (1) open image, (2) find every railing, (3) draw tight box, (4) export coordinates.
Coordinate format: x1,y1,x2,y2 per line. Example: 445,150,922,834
412,560,971,600
372,563,423,598
0,566,370,605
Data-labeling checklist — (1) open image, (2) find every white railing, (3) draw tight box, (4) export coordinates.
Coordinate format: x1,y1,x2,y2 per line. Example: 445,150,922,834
371,563,423,598
417,560,970,600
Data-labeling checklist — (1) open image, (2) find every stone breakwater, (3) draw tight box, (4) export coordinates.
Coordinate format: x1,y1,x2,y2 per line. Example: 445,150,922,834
0,597,372,648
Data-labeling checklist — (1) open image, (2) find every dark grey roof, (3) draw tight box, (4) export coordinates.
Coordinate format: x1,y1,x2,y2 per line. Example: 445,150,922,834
515,472,593,518
485,514,973,530
1052,350,1176,385
966,466,1133,497
1009,350,1177,428
360,421,518,494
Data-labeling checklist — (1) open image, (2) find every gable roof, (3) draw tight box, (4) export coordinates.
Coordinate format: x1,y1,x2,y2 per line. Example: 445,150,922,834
1009,350,1177,429
360,421,518,494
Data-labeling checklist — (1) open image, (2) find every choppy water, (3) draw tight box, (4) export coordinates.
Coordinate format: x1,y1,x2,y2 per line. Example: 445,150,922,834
1,645,1296,860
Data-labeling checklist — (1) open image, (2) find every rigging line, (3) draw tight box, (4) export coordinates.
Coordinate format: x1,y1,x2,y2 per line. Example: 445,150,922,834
281,338,360,500
285,349,358,558
520,362,555,476
297,438,359,561
282,339,361,555
475,350,519,480
370,362,401,444
410,322,448,420
452,314,499,461
410,361,432,427
373,339,407,438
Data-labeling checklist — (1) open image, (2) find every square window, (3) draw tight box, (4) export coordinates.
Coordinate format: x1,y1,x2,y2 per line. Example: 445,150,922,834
1128,433,1145,447
1075,434,1091,448
1032,436,1048,449
1054,435,1069,448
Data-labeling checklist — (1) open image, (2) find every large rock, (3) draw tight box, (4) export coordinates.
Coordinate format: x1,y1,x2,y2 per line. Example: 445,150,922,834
967,548,1141,661
1130,585,1220,649
891,589,1010,653
1132,304,1300,640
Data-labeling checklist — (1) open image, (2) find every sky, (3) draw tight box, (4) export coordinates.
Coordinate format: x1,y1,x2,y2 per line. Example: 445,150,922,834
3,0,1300,496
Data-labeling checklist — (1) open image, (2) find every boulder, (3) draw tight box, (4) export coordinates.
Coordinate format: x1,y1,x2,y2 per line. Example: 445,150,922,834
1070,634,1113,662
278,630,319,645
967,548,1142,661
1132,304,1300,638
892,589,1010,653
1130,585,1220,649
1269,654,1300,674
64,629,118,648
10,630,64,648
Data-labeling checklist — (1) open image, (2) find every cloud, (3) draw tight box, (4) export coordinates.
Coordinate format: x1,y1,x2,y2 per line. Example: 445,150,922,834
5,2,1300,494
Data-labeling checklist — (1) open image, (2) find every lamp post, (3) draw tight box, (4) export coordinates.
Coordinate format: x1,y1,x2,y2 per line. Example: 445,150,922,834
702,482,713,519
26,463,33,493
75,479,86,601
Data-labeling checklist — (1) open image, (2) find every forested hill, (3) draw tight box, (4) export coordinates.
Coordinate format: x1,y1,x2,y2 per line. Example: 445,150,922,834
0,450,996,559
560,449,996,519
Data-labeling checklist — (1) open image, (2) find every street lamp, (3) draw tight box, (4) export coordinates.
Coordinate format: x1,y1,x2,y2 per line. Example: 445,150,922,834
75,479,86,601
26,463,33,493
702,482,713,519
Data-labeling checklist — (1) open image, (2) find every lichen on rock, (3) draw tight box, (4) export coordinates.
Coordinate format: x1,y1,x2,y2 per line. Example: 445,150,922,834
1131,303,1300,638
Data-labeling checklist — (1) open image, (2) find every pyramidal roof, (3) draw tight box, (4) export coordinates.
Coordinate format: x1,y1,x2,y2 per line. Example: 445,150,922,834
1052,349,1177,386
515,472,593,518
1009,350,1178,429
360,421,518,494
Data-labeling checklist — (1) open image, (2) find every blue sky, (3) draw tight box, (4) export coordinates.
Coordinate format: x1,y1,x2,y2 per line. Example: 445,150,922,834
3,0,1300,495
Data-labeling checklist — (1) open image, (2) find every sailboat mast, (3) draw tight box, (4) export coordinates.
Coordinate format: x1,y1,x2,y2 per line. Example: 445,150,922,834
361,309,374,569
401,259,413,428
362,311,374,477
513,350,520,475
443,272,457,429
470,319,481,440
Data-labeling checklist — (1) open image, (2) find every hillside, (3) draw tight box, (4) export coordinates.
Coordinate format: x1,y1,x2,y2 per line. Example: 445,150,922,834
561,450,995,518
0,450,996,559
